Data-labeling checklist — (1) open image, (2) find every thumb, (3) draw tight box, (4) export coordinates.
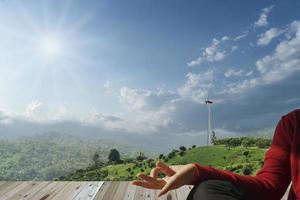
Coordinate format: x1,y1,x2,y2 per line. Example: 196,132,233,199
157,176,177,197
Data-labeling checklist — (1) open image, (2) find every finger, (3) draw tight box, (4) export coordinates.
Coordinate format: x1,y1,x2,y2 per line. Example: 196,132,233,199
137,173,161,185
150,167,160,178
131,180,161,189
156,161,176,177
158,181,173,197
157,174,179,197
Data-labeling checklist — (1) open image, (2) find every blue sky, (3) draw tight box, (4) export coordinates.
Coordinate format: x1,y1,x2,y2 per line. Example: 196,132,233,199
0,0,300,146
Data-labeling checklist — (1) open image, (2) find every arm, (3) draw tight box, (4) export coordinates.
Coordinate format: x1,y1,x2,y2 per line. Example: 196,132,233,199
193,116,292,200
133,114,293,199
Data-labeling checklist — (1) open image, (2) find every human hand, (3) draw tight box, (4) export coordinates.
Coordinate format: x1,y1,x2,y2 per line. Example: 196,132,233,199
131,161,198,197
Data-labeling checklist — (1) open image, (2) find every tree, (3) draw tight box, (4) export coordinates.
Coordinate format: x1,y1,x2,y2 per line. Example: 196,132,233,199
243,150,249,157
227,138,242,147
179,146,186,152
242,166,253,175
108,149,120,163
243,150,249,162
241,137,255,147
256,138,271,148
211,131,217,145
167,151,176,159
158,154,164,159
92,152,100,166
136,152,147,161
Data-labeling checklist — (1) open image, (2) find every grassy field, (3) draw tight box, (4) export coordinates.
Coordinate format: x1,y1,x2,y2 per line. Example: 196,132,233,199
58,144,268,181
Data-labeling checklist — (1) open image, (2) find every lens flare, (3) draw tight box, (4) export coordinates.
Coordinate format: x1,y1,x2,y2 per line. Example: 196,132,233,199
39,36,62,58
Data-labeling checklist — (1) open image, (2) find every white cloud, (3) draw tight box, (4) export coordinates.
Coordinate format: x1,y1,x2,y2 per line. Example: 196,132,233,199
112,87,183,133
221,36,230,41
224,78,259,94
119,87,177,112
86,112,128,131
234,31,249,41
224,69,243,78
187,38,226,67
225,20,300,94
254,5,274,27
178,70,214,103
24,101,44,120
231,45,238,51
6,101,70,123
224,69,253,78
245,70,253,77
257,28,284,46
120,87,148,111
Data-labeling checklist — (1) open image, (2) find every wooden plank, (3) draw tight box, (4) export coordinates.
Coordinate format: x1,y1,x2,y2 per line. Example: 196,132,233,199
21,181,51,200
168,190,179,200
49,182,88,200
1,182,30,200
123,182,188,200
122,182,137,200
27,182,68,200
143,187,179,200
175,185,192,200
5,181,49,200
0,182,16,194
98,182,121,200
0,182,23,197
93,182,112,200
0,181,8,187
144,188,153,200
112,182,130,200
130,185,178,200
0,181,290,200
21,182,51,200
0,181,190,200
147,189,157,200
133,184,146,200
73,182,103,200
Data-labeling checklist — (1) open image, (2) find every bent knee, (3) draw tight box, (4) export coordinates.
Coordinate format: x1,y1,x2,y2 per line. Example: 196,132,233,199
186,180,246,200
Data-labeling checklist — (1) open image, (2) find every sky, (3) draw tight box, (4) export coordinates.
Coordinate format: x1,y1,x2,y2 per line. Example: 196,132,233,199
0,0,300,147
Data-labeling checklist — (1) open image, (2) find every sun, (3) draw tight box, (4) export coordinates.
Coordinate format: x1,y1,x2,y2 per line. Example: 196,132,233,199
39,36,63,59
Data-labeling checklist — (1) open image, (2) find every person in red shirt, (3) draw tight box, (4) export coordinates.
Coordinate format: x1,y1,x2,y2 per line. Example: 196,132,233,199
132,109,300,200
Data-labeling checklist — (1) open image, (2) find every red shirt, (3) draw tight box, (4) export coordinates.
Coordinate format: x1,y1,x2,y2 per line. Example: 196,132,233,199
193,109,300,200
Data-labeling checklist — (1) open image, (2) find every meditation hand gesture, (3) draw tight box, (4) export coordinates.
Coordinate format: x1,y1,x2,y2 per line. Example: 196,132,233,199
131,161,198,197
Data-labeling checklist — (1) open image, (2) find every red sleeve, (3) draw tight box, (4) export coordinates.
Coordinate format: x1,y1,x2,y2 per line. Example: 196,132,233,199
193,115,292,200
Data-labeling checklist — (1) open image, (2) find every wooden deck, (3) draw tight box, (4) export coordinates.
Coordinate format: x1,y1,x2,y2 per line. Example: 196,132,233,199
0,181,291,200
0,181,193,200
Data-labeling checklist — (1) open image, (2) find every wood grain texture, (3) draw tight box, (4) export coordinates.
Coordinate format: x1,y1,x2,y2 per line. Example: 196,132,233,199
0,181,191,200
5,181,49,200
93,182,112,200
27,182,69,200
73,182,103,200
0,181,289,200
93,181,191,200
49,182,88,200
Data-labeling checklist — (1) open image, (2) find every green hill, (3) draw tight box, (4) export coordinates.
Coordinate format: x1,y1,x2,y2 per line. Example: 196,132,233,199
58,137,269,181
0,132,140,180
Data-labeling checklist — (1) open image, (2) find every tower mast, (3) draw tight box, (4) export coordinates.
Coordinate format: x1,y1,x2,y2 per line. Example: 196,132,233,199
205,99,213,145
